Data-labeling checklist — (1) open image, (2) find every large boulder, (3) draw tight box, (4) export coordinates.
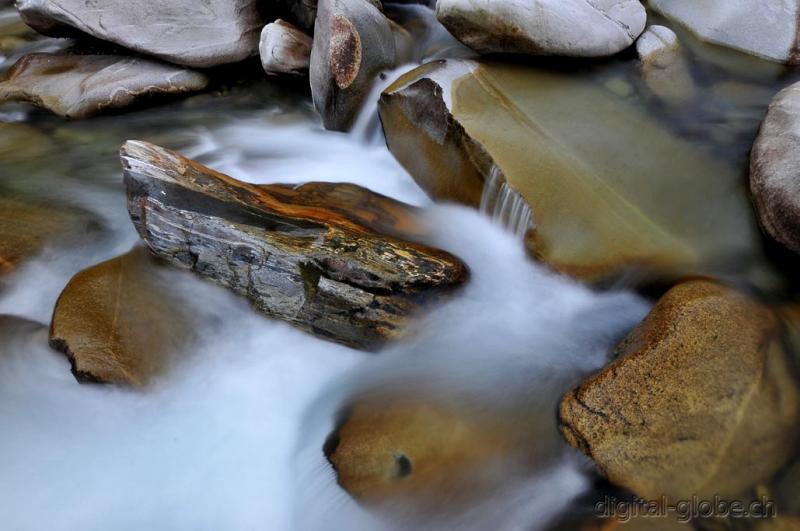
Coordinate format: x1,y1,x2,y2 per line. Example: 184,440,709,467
378,60,769,284
121,140,468,350
15,0,264,67
260,19,313,77
558,280,800,501
649,0,800,65
310,0,400,131
0,53,208,119
750,81,800,254
49,247,194,386
435,0,646,57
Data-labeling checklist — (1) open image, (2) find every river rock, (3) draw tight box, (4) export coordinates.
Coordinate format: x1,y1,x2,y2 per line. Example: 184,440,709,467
435,0,646,58
0,53,208,119
650,0,800,65
378,60,768,284
15,0,264,67
750,82,800,254
121,140,468,350
558,280,800,501
636,25,696,105
49,247,194,386
310,0,399,131
260,19,313,77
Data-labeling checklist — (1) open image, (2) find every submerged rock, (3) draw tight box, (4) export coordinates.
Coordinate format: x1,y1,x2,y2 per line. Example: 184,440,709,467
636,25,696,105
121,140,468,350
16,0,264,67
750,81,800,254
379,60,768,284
558,280,800,501
650,0,800,65
49,247,194,386
310,0,400,131
435,0,646,57
0,53,208,119
260,19,313,77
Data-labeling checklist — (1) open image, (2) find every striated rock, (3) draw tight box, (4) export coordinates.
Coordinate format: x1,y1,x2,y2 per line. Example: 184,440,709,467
750,82,800,254
379,60,768,284
650,0,800,65
15,0,264,67
636,25,696,105
558,280,800,501
0,53,208,119
49,247,194,386
259,19,313,77
310,0,399,131
435,0,646,58
121,140,468,350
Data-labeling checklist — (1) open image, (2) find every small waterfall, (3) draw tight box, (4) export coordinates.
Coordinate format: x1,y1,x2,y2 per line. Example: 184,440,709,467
350,63,419,146
480,166,535,238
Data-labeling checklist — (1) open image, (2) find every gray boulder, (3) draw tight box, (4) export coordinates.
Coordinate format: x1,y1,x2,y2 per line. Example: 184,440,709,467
260,19,313,77
15,0,264,67
0,53,208,119
435,0,647,57
751,82,800,254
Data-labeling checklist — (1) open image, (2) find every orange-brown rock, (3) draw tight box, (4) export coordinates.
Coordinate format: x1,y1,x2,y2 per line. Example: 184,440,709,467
559,280,800,502
122,140,468,350
49,247,193,386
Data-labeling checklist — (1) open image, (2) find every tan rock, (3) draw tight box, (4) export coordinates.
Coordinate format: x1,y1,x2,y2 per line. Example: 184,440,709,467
49,247,193,386
559,280,800,501
259,19,312,77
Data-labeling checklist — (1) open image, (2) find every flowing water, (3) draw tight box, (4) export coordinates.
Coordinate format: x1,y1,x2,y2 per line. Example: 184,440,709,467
1,4,799,531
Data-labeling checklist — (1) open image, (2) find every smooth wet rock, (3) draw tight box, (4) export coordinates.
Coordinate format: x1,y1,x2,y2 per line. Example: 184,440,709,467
15,0,264,67
121,140,468,350
435,0,646,58
750,82,800,254
49,247,194,386
650,0,800,65
310,0,399,131
379,60,768,284
558,280,800,501
0,53,208,119
260,19,313,77
636,25,696,105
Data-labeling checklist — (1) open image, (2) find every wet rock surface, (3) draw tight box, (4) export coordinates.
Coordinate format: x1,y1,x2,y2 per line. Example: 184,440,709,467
49,247,194,386
121,140,468,350
751,81,800,255
260,19,313,77
559,280,800,501
435,0,646,58
0,53,208,119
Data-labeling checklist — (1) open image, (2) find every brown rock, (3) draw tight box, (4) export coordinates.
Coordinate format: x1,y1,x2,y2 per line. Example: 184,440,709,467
49,247,193,386
121,140,468,350
559,280,800,502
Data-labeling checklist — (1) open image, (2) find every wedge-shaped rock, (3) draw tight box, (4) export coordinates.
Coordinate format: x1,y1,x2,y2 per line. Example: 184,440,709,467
558,280,800,501
49,247,194,386
379,60,769,284
435,0,646,58
121,140,468,350
0,53,208,119
751,81,800,254
15,0,264,67
260,19,312,77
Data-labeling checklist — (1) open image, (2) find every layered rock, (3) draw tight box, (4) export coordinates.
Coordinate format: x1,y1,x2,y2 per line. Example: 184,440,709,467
49,247,194,386
15,0,264,67
750,81,800,254
310,0,401,131
636,25,696,105
558,280,800,501
650,0,800,65
121,140,468,350
260,19,313,77
0,53,208,119
435,0,646,57
379,60,768,284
